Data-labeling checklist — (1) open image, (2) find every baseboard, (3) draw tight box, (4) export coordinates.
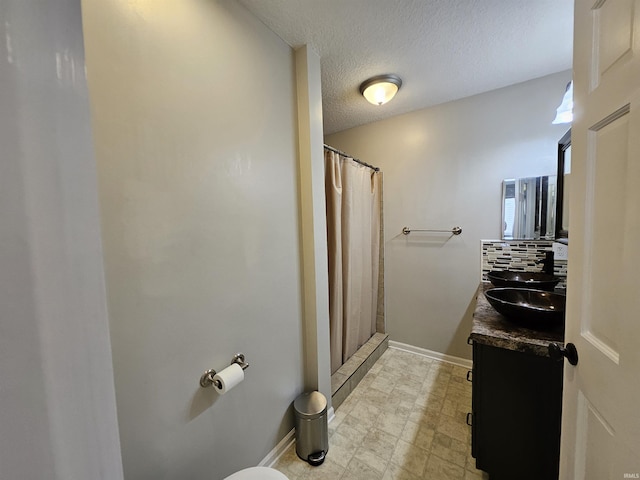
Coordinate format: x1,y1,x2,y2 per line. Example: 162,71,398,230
389,341,473,369
259,428,295,467
260,406,335,467
327,406,335,424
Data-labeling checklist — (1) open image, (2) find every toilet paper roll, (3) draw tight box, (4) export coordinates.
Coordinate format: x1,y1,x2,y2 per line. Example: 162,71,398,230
212,363,244,395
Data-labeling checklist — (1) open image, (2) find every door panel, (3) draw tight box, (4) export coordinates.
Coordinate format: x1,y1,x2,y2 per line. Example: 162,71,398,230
561,1,640,478
583,108,630,362
574,391,615,480
595,0,634,79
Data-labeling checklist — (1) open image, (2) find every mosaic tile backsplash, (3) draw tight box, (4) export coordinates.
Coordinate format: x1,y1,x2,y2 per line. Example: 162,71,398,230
481,240,567,290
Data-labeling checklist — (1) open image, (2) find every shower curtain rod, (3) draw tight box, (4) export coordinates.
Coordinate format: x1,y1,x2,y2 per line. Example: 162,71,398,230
324,144,380,172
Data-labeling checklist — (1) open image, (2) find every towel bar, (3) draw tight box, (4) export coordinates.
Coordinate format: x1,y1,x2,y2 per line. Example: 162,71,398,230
402,226,462,236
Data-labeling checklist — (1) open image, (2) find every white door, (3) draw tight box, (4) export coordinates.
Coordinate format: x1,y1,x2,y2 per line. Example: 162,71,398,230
560,0,640,478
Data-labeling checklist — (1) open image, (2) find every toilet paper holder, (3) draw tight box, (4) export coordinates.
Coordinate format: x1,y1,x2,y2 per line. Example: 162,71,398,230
200,353,250,389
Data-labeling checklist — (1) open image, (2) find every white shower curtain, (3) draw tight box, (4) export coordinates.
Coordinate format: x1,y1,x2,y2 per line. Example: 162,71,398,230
325,149,381,374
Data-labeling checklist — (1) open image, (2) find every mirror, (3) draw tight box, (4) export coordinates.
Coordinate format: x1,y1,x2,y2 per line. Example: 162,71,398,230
502,175,557,240
555,130,571,241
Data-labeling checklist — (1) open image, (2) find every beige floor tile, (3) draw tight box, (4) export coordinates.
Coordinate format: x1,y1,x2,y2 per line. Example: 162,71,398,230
423,454,465,479
382,365,410,381
446,383,472,401
369,361,383,375
359,386,391,408
327,431,359,468
273,447,312,479
406,362,432,379
328,408,347,437
361,427,398,457
385,387,412,404
303,457,345,480
336,390,360,415
465,456,489,478
334,414,368,443
390,439,428,477
414,392,445,410
449,374,468,386
393,399,416,420
355,372,376,391
380,393,414,419
400,420,435,451
444,387,472,405
385,358,412,372
399,420,420,440
353,446,390,473
375,411,409,438
430,432,468,468
451,365,470,378
420,378,448,398
435,411,471,444
343,456,384,480
349,399,382,429
382,461,423,480
442,397,471,417
407,405,441,429
275,348,480,480
370,371,399,393
435,362,455,374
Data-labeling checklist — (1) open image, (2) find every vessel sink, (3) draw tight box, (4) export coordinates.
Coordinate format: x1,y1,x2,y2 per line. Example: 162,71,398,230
485,288,566,326
487,271,560,291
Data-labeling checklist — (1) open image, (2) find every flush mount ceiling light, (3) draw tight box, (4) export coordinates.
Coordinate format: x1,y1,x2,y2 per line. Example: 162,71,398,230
552,81,573,124
359,74,402,106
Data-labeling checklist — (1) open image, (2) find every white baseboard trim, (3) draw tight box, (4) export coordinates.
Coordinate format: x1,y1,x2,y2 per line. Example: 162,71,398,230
260,428,295,467
327,406,335,424
389,341,473,369
260,406,335,468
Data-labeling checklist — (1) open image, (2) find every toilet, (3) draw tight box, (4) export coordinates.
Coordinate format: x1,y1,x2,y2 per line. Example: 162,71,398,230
224,467,289,480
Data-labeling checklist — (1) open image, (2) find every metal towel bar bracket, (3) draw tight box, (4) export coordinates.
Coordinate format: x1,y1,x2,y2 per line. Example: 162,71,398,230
402,226,462,236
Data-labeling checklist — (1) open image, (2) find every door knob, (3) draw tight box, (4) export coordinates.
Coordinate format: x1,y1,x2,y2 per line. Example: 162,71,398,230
548,342,578,365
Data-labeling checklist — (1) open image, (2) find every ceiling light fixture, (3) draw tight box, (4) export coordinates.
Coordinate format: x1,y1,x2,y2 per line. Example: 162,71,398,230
552,81,573,124
359,74,402,106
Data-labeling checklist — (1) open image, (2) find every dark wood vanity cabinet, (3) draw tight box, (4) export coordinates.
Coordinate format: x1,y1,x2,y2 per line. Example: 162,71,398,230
470,341,563,480
469,285,566,480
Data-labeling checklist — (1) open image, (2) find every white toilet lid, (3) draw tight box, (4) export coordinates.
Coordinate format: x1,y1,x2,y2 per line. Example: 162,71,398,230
224,466,289,480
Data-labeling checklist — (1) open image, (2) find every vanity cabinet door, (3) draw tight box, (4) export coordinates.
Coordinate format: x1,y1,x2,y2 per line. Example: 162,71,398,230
471,342,563,480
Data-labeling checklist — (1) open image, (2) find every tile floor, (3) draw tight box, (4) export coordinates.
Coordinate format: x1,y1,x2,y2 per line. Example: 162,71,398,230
273,347,489,480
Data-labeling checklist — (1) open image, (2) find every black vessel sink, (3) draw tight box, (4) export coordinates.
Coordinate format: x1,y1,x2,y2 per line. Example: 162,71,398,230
485,288,566,326
487,271,560,292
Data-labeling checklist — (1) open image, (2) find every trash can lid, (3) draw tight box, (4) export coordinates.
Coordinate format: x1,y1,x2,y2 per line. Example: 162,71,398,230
294,391,327,419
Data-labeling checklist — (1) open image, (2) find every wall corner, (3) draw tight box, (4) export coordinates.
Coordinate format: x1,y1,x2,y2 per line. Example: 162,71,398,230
294,45,332,404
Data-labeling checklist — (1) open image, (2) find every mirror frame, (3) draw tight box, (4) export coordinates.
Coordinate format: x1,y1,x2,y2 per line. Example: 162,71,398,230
555,129,571,241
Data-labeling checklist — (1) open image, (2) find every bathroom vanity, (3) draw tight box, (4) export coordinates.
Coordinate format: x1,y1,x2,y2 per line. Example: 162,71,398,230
469,285,564,480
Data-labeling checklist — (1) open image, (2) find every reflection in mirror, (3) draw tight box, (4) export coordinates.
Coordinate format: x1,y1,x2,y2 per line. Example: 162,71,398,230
502,176,557,240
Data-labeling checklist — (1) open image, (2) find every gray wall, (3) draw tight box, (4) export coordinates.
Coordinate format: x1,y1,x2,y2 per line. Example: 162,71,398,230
83,0,306,478
326,70,572,360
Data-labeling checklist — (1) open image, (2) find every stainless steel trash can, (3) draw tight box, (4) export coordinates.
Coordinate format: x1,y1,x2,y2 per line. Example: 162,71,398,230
293,391,328,466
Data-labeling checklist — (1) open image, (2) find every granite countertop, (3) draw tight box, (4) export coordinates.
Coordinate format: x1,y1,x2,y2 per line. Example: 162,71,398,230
471,283,565,357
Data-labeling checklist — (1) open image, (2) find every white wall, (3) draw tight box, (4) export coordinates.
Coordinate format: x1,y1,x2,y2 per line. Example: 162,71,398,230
326,70,572,360
295,46,333,399
0,0,123,478
82,1,307,477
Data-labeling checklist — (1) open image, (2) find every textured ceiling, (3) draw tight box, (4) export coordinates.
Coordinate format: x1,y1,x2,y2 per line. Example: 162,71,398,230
238,0,573,135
